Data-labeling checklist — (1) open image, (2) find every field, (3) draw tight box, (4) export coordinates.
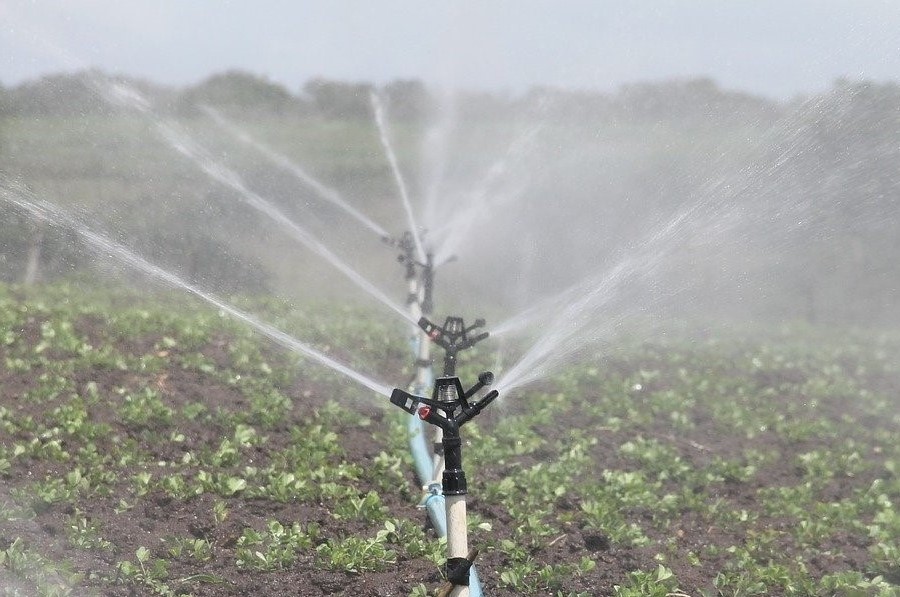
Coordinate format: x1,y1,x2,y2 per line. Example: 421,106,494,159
2,75,900,596
1,283,899,596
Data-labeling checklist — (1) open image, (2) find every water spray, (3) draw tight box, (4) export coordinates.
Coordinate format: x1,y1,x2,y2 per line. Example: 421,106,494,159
0,180,394,398
200,105,391,240
89,76,416,327
390,374,498,597
371,91,427,264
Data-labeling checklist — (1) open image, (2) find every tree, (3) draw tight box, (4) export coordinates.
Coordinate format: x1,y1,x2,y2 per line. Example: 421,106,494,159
616,78,779,124
175,70,304,116
303,78,373,120
6,72,109,117
382,79,431,122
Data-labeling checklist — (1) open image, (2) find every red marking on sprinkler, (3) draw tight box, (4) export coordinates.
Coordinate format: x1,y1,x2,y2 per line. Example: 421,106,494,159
429,330,441,340
418,406,431,420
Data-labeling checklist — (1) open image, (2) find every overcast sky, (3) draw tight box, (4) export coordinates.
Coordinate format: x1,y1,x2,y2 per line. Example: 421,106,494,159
2,1,899,99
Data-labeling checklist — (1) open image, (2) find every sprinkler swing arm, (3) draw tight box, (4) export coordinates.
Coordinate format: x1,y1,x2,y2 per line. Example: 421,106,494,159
390,372,498,438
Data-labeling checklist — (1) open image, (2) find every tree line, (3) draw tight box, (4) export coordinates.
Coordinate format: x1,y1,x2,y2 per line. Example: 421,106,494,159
1,70,898,326
0,69,783,124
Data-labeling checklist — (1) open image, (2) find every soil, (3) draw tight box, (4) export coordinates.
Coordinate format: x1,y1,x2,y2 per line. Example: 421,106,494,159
1,307,898,596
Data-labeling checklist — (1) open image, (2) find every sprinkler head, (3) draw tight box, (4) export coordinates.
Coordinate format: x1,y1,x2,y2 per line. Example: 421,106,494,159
419,315,491,377
388,374,499,429
462,371,493,400
419,316,490,352
445,317,464,336
389,388,420,415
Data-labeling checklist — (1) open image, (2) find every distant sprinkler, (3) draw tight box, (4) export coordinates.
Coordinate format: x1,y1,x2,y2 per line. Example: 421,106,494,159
383,232,442,395
419,315,489,377
383,231,420,307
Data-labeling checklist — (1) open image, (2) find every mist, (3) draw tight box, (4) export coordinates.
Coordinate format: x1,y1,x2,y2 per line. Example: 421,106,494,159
1,6,900,596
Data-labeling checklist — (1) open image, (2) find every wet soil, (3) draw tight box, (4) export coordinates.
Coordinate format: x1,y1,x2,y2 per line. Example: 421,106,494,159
1,307,898,596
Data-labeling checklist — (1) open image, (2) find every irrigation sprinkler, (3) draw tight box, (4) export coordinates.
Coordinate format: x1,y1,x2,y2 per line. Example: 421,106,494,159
384,231,436,316
385,234,488,595
419,315,490,493
383,232,419,310
390,373,498,597
418,316,488,377
384,232,442,397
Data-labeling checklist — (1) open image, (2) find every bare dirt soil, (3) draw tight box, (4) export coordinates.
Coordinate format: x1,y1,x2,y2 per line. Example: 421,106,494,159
2,299,899,596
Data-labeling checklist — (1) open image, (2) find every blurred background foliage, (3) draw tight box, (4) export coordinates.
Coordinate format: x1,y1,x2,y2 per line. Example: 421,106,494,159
0,70,897,327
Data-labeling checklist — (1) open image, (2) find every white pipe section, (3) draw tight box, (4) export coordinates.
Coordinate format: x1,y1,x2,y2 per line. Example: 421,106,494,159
446,494,470,597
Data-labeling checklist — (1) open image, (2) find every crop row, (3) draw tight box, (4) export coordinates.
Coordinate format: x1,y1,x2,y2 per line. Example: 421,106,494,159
1,283,899,595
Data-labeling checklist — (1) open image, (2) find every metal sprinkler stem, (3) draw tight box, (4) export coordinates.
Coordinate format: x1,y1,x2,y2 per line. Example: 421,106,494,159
421,252,434,316
389,374,498,596
385,232,434,316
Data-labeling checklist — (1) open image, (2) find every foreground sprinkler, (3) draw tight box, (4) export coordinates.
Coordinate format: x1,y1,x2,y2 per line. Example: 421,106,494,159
390,373,498,596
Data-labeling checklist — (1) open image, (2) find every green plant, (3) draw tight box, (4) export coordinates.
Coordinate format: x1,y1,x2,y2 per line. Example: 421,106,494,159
119,387,173,428
0,537,82,595
116,546,175,596
614,565,679,597
235,520,317,571
166,537,213,562
66,509,112,550
333,490,387,521
316,535,396,573
376,519,445,564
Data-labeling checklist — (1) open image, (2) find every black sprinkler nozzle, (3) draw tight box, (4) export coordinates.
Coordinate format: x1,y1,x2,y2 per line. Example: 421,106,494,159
463,371,494,399
385,232,421,281
390,388,421,415
418,316,490,352
389,375,498,432
388,374,500,497
457,389,499,426
387,233,434,302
